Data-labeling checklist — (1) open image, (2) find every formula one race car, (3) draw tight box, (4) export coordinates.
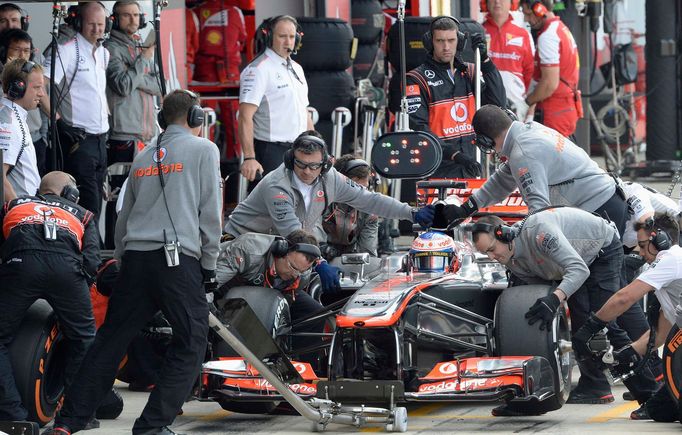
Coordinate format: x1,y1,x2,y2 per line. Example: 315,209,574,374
198,131,573,423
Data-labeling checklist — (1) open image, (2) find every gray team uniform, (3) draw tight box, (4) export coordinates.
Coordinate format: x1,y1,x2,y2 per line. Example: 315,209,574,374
225,164,414,241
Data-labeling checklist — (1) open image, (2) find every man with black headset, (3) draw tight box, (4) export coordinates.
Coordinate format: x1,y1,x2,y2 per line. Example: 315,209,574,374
467,209,659,413
42,1,110,219
0,171,99,424
1,58,43,202
45,89,222,435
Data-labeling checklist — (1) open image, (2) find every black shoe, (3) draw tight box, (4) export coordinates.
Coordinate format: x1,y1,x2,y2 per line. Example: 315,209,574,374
83,418,100,431
41,426,71,435
128,382,155,392
631,403,651,420
566,390,615,404
623,391,636,401
137,427,186,435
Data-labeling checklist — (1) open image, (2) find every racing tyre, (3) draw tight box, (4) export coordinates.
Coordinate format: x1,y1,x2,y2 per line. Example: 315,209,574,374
8,300,67,427
663,325,682,406
307,70,356,120
351,0,384,43
292,18,354,71
494,285,572,414
353,41,381,81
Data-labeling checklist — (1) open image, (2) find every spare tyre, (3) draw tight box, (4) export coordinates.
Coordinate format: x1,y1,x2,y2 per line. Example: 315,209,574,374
495,285,572,414
353,41,382,82
351,0,384,44
663,325,681,406
307,70,356,119
386,16,431,73
8,300,67,427
292,18,354,71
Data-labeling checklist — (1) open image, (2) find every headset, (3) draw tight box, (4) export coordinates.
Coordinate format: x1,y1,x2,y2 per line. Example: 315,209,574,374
422,16,466,55
283,135,332,175
480,0,520,13
260,15,303,51
525,0,550,18
157,89,205,130
473,107,518,154
7,59,36,100
468,222,518,244
271,237,322,259
66,2,113,34
645,217,672,251
339,158,370,177
61,183,80,203
111,1,147,31
0,3,29,31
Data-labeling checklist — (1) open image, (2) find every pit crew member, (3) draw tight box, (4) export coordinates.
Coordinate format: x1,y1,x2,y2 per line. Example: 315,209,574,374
573,214,682,422
620,181,681,251
403,15,506,178
47,89,222,435
0,171,99,422
469,208,658,407
321,155,379,259
445,104,628,237
224,131,436,293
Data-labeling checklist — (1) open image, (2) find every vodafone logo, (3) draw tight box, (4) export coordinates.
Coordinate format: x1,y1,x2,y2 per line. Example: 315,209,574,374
293,363,307,374
450,102,468,122
439,362,458,375
153,147,167,163
34,205,54,216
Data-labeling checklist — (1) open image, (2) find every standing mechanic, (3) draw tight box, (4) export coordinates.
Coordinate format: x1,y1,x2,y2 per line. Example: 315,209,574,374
43,1,110,219
1,58,43,202
520,0,581,137
224,131,436,292
481,0,535,119
0,171,99,423
215,230,324,359
238,15,312,183
46,90,222,435
321,155,379,259
445,105,629,236
573,214,682,422
469,209,658,408
403,15,506,178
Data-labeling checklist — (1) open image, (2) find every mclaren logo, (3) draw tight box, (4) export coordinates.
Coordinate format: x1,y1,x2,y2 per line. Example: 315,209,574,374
450,102,469,122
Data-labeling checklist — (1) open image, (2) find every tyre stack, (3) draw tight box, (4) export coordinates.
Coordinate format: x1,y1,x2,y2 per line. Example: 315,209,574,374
351,0,385,88
292,18,355,156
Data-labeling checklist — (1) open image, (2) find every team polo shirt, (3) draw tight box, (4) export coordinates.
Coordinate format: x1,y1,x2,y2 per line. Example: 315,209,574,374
622,182,680,248
239,48,309,143
483,15,534,105
637,245,682,325
43,32,109,134
533,17,579,100
0,97,40,196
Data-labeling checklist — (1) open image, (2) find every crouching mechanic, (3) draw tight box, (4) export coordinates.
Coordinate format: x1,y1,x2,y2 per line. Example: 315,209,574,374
468,208,658,412
0,171,99,423
215,230,323,359
573,214,682,422
224,131,436,293
322,155,379,259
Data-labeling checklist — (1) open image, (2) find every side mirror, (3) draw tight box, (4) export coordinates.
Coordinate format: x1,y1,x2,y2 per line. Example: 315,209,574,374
341,253,371,265
371,131,442,179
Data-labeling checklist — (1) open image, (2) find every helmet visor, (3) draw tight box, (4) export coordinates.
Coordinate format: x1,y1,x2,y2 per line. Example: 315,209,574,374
412,252,449,272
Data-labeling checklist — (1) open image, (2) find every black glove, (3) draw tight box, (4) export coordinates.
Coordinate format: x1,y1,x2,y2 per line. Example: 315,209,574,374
470,32,488,62
525,293,561,330
572,312,608,359
202,268,218,293
452,152,482,175
414,205,436,229
611,344,642,378
315,261,341,294
56,118,87,146
443,198,478,224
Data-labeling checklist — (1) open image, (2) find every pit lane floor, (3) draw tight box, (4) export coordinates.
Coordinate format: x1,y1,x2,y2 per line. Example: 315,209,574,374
75,368,679,435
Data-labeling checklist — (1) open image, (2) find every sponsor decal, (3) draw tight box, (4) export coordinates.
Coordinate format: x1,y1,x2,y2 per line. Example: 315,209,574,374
427,80,444,87
438,362,458,375
506,35,524,47
441,124,472,135
153,147,167,163
536,232,559,253
134,163,183,178
406,85,420,96
424,69,435,79
450,102,469,122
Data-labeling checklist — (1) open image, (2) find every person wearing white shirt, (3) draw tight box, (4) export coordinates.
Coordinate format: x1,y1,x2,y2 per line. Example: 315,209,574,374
0,58,43,201
238,15,313,184
43,2,110,218
621,181,681,250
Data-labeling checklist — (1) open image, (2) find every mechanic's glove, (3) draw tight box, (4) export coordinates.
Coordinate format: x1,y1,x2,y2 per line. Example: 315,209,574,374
470,32,488,62
315,261,341,294
413,205,436,229
452,152,482,176
56,118,87,145
442,197,478,225
202,268,219,294
572,312,608,360
525,293,561,330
